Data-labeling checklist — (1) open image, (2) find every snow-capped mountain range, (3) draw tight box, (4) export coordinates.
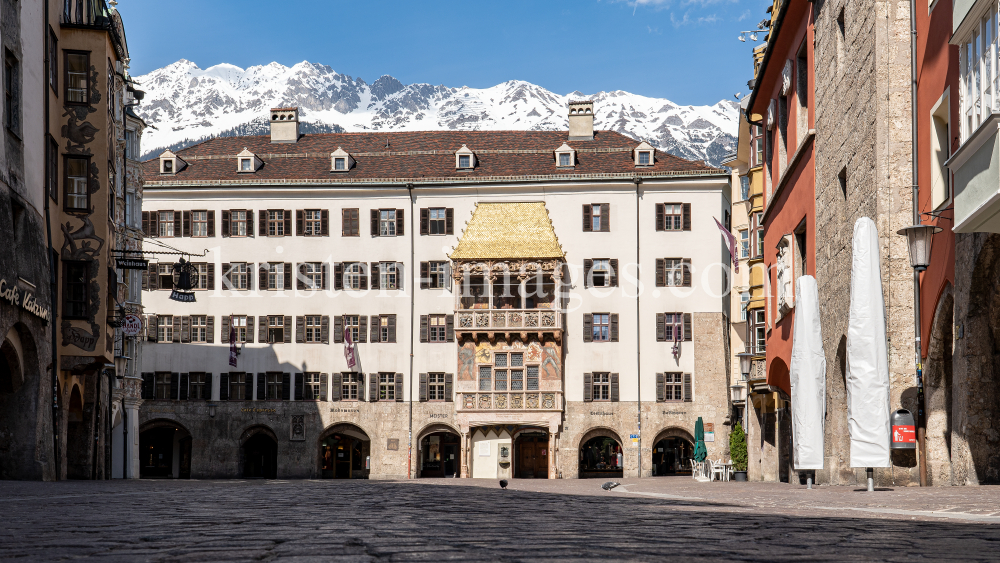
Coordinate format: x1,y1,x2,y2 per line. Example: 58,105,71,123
134,60,738,167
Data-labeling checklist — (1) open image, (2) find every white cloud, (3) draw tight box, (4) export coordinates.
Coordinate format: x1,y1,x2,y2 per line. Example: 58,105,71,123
738,9,751,21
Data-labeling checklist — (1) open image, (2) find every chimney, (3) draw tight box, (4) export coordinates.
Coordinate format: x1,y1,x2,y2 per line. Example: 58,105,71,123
270,107,299,143
568,100,594,141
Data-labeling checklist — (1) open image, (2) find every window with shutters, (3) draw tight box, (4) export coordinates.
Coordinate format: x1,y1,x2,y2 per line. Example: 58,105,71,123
192,263,209,290
231,210,247,237
229,372,247,400
344,315,360,342
305,372,322,400
268,210,285,236
304,210,322,235
232,315,248,342
427,261,447,289
344,262,364,290
267,262,284,290
190,316,207,343
661,258,689,287
379,209,396,236
592,372,611,401
158,211,175,237
664,372,683,401
155,372,171,400
380,262,398,289
428,208,447,234
590,259,611,287
266,372,282,400
428,373,446,400
590,204,604,231
189,372,206,399
374,315,396,343
157,316,173,343
305,315,322,342
429,315,447,342
302,262,322,289
267,316,284,343
192,211,208,237
64,261,89,318
342,208,360,236
379,373,395,400
65,156,90,211
662,204,683,230
662,313,684,342
155,264,173,290
592,314,610,342
342,372,360,400
228,263,248,290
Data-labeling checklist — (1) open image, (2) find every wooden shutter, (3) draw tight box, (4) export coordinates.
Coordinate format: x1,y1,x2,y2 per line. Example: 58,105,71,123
682,259,692,287
147,315,157,342
283,316,292,343
420,315,428,342
282,373,291,400
369,315,379,342
178,373,189,400
150,211,160,238
182,211,191,237
146,262,158,291
610,314,619,342
683,373,692,402
371,209,379,236
446,208,454,234
420,208,429,235
142,211,150,236
600,203,610,232
207,211,215,237
321,316,330,344
283,210,291,237
170,372,180,400
359,263,368,291
247,211,254,237
682,203,691,230
583,373,593,402
369,374,378,402
396,208,404,235
395,373,403,402
258,316,268,343
357,373,366,401
583,259,593,288
583,314,593,342
141,373,154,399
445,373,453,401
445,315,455,342
319,373,328,401
258,264,267,292
610,373,620,402
296,210,304,236
655,258,665,287
322,263,329,290
655,203,665,231
206,316,215,344
419,373,428,402
259,210,267,236
358,316,367,343
256,374,265,401
297,264,306,290
219,373,229,401
330,373,340,401
582,204,592,231
221,263,231,290
610,259,619,287
172,318,181,342
222,210,230,237
283,263,292,290
296,316,305,343
294,373,304,401
334,316,343,343
221,315,230,344
173,211,182,237
370,262,380,290
387,315,396,343
684,313,692,341
334,262,343,290
656,313,666,342
206,263,215,291
321,209,329,236
420,262,429,289
246,316,254,343
656,373,665,402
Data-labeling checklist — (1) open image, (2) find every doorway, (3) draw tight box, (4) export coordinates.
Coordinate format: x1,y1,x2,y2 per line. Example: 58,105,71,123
515,433,549,478
420,432,460,477
652,436,693,476
66,384,89,479
242,433,277,479
139,427,175,478
320,426,370,479
579,435,623,479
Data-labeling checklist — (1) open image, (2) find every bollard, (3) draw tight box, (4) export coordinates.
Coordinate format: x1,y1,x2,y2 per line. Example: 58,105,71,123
866,467,874,492
807,476,813,490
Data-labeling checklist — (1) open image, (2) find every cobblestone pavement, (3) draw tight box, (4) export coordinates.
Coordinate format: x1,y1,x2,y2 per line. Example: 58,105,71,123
2,477,999,562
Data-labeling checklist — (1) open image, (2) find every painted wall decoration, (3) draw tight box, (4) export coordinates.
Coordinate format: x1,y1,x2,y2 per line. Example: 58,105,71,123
458,341,476,381
540,344,561,381
60,215,105,261
61,66,102,154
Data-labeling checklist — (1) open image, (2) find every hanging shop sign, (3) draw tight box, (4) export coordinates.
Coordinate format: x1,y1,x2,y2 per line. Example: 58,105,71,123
117,258,149,270
0,277,51,322
169,290,196,303
121,314,143,336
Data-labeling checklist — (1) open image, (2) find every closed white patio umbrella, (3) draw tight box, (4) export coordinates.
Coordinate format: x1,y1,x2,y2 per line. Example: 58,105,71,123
789,275,825,484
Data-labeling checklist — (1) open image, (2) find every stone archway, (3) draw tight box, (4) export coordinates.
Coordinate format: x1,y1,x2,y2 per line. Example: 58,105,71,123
139,419,193,479
578,427,624,479
416,423,461,478
0,323,49,479
240,425,278,479
318,423,370,479
651,427,695,476
925,284,954,486
65,384,88,479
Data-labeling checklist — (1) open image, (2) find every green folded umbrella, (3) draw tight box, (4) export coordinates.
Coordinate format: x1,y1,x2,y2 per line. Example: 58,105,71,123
694,417,707,462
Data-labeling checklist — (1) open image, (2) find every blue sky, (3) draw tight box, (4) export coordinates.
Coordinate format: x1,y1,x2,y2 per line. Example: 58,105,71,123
118,0,770,107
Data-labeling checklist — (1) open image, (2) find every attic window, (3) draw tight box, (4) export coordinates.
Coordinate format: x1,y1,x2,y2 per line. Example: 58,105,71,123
334,157,346,171
162,159,173,174
240,158,253,172
638,151,651,166
459,155,471,168
559,153,572,166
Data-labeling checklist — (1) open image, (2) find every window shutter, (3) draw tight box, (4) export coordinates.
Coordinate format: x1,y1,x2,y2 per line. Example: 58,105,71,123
358,316,368,343
259,264,267,292
283,263,292,290
334,262,343,290
319,373,328,401
682,203,691,231
395,373,403,402
684,313,692,341
357,373,366,401
296,316,305,343
142,211,150,236
246,316,255,343
370,315,379,342
330,373,340,401
258,316,267,344
321,316,330,344
294,373,304,401
583,373,593,402
174,211,182,237
221,315,230,344
419,373,428,402
583,313,593,342
371,209,379,236
370,262,380,290
600,203,610,232
207,211,215,237
446,208,454,235
206,316,215,344
583,259,593,288
684,373,692,402
610,259,619,287
334,316,343,343
296,210,304,236
179,373,189,400
259,210,267,236
222,210,230,237
219,373,229,401
582,204,592,232
247,211,254,238
282,373,291,400
610,373,620,402
396,262,404,291
321,209,329,236
170,372,180,400
141,373,154,400
221,263,231,290
297,263,306,291
256,373,265,401
207,263,215,291
151,212,160,238
420,262,429,289
656,373,665,402
387,315,396,343
284,210,291,237
445,315,455,342
359,263,368,291
283,316,292,343
655,258,665,287
147,262,158,290
610,314,619,342
369,374,378,402
656,313,666,342
445,373,453,402
420,208,429,235
322,262,329,290
172,318,181,342
396,208,404,235
420,315,428,343
656,203,665,231
682,259,692,287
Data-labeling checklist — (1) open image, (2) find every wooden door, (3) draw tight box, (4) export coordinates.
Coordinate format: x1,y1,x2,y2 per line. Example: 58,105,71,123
518,436,549,478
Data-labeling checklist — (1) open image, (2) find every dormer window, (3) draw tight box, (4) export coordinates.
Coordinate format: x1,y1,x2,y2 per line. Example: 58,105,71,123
455,145,476,169
240,158,252,172
559,153,572,166
633,141,655,167
236,148,261,173
334,158,346,171
555,143,576,168
158,149,184,175
330,147,354,172
163,160,173,173
459,155,471,168
638,151,651,165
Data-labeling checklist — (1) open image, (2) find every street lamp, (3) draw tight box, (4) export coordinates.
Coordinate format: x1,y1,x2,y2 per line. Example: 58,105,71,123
736,351,754,380
897,224,941,271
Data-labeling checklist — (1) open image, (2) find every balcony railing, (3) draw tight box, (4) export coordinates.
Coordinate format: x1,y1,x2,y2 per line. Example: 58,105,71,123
455,309,561,331
458,391,562,411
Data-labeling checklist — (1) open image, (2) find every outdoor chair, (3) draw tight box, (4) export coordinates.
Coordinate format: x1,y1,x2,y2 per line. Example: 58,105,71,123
710,459,726,482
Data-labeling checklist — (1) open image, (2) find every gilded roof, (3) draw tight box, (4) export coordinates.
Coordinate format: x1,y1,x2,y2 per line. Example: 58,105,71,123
450,202,565,260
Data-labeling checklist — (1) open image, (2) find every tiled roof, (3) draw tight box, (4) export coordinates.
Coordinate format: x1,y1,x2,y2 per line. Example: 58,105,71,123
143,130,722,186
450,202,565,260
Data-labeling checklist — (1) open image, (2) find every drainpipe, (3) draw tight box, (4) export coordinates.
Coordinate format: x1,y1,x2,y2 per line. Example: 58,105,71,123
908,0,928,488
407,183,415,479
635,176,642,478
43,0,61,480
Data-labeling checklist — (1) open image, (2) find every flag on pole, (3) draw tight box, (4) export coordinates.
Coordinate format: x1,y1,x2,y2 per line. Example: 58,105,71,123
344,328,358,371
714,217,739,273
228,315,238,367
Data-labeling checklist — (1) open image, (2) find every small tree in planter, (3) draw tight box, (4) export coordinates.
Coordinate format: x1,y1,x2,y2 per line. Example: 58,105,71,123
729,422,748,481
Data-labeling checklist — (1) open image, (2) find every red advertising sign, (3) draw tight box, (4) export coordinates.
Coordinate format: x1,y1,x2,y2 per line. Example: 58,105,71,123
892,425,916,444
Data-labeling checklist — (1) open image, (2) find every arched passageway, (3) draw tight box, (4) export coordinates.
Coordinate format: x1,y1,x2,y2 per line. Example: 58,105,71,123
139,421,192,479
579,430,623,479
419,427,460,478
319,424,370,479
241,427,277,479
66,385,88,479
